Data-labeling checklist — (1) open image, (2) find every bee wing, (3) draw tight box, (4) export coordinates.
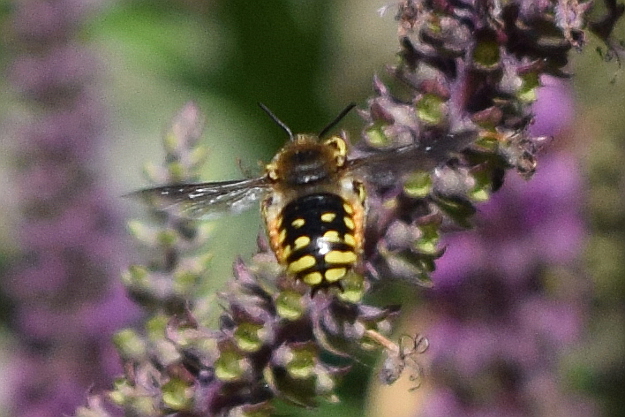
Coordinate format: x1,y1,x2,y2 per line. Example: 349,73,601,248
126,177,271,220
347,131,475,185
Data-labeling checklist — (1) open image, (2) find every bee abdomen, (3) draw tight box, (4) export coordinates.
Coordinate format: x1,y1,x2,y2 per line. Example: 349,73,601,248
277,192,361,288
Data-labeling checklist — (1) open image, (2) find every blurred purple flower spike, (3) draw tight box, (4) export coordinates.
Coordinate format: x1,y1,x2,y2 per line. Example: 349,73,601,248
5,1,138,416
419,77,596,416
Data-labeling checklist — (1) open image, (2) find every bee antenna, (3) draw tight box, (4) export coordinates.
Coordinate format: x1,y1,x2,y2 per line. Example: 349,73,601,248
318,103,356,138
258,102,294,141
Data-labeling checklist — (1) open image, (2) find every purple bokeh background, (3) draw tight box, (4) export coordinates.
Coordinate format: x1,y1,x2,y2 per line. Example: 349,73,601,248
416,76,596,416
4,1,138,416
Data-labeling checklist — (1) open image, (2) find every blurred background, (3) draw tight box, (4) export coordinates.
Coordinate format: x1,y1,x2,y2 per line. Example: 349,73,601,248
0,0,624,416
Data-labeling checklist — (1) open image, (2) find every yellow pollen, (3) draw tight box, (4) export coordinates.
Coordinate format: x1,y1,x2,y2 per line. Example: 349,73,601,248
324,250,357,265
343,203,354,214
293,235,311,250
303,272,323,285
291,218,305,228
320,212,336,222
323,230,341,243
325,268,347,282
344,234,356,247
287,255,316,274
344,216,355,230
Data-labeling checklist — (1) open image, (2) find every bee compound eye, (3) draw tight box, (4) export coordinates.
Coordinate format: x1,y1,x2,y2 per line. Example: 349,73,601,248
324,137,347,168
324,137,347,155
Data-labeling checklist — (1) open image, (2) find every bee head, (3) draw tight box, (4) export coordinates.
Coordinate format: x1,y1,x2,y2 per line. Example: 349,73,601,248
259,103,354,186
266,135,348,185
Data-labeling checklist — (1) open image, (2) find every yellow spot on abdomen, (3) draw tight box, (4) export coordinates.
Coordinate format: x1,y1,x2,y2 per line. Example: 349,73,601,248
303,272,323,285
323,230,341,243
325,268,347,282
293,236,311,250
344,234,356,247
324,250,357,265
320,212,336,222
278,229,287,244
287,255,316,274
344,216,355,230
343,203,354,214
282,245,292,261
291,218,305,228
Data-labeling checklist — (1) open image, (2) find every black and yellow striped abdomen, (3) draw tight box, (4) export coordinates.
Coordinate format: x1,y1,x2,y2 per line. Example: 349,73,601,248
275,192,362,289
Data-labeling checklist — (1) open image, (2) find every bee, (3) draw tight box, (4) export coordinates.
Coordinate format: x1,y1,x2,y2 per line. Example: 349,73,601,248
130,104,470,294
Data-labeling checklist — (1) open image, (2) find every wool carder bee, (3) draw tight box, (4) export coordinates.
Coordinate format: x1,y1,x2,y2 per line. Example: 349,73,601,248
130,104,470,294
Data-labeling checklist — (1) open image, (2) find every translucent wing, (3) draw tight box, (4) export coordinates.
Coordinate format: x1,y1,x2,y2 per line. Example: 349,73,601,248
346,131,475,186
127,177,271,220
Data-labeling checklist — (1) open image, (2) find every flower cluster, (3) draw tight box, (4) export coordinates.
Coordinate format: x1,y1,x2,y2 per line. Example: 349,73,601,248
78,1,623,416
90,103,402,416
357,0,622,286
120,102,213,315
